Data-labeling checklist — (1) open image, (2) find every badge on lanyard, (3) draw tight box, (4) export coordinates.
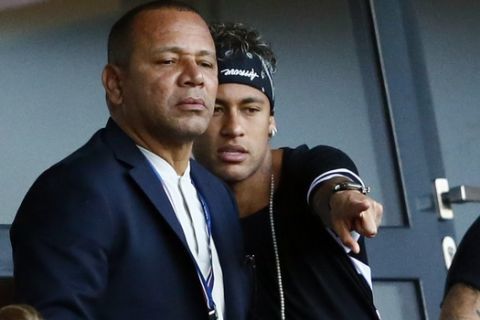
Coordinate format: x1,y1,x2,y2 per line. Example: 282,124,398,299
208,308,218,320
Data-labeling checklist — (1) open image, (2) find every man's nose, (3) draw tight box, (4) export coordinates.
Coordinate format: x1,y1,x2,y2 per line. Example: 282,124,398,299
178,60,204,87
221,112,244,137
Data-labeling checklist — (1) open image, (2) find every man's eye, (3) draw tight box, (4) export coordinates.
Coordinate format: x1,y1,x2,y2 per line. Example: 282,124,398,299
199,60,214,68
245,107,260,114
213,106,224,113
157,59,175,65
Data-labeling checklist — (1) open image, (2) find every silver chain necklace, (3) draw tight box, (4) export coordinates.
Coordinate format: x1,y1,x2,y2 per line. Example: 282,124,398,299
268,173,286,320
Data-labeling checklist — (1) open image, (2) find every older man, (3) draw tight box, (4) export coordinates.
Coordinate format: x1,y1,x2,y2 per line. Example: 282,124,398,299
11,2,250,319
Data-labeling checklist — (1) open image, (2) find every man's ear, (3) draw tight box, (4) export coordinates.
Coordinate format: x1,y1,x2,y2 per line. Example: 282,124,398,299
102,64,124,106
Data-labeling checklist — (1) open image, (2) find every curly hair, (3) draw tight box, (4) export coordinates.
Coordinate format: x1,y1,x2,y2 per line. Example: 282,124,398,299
210,22,277,75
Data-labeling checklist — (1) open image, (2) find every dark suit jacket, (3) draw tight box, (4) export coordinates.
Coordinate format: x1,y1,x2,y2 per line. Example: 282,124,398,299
10,119,251,320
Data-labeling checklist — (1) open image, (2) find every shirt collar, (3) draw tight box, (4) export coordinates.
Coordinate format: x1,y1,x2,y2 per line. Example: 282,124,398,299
137,145,191,183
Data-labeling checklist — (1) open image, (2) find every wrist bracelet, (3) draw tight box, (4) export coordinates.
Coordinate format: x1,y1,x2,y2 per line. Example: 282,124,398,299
332,182,371,195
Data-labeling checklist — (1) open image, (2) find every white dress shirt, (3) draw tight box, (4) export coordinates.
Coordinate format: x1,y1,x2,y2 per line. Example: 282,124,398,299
139,146,225,319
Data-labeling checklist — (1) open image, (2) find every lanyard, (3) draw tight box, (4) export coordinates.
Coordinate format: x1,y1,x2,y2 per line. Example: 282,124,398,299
146,161,218,319
195,192,218,319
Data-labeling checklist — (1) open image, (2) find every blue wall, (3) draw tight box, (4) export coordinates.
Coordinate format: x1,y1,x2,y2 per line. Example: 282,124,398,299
1,11,114,224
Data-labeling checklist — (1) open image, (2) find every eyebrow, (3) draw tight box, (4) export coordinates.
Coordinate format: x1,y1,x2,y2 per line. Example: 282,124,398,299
216,96,266,105
151,46,216,58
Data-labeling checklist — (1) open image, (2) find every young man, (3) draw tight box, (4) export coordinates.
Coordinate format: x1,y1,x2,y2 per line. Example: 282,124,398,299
193,23,383,319
10,3,250,319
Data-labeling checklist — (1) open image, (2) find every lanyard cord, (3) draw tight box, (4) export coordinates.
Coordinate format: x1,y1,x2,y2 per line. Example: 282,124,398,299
147,162,218,318
196,193,217,317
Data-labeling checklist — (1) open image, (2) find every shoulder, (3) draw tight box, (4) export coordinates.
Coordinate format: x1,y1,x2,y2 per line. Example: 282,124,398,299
276,144,358,175
35,127,126,192
190,160,240,224
190,160,234,197
446,217,480,292
281,144,354,164
14,128,121,227
190,160,223,184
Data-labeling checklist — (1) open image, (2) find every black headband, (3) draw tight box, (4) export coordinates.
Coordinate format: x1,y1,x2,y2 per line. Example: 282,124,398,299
217,49,275,111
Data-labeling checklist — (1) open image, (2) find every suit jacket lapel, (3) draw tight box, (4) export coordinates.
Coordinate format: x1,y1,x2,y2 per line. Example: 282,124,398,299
102,120,251,317
129,165,189,248
191,162,247,320
103,119,189,250
190,163,226,251
190,161,235,273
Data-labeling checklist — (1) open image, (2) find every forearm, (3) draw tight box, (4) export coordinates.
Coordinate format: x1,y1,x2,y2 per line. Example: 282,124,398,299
441,283,480,320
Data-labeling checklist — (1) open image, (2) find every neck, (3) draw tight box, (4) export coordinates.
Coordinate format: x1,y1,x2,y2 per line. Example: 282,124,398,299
230,149,283,218
118,120,193,175
145,142,192,176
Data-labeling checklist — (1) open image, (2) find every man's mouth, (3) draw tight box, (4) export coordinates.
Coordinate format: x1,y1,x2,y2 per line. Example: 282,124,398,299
177,97,206,111
217,146,248,163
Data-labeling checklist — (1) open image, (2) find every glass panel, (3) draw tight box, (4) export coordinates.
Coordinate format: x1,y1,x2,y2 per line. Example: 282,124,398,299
373,280,425,320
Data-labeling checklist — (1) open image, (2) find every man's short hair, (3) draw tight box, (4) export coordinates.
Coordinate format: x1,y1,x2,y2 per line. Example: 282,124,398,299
107,0,200,66
210,22,277,76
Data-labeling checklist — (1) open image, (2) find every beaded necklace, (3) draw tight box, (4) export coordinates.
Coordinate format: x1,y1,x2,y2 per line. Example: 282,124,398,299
268,174,285,320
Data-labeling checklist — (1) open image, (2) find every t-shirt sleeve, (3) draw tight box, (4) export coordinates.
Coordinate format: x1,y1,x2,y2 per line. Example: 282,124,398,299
281,145,370,265
280,144,364,204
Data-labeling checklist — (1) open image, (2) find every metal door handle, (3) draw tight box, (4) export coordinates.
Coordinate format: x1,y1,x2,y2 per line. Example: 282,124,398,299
442,185,480,204
434,178,480,220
